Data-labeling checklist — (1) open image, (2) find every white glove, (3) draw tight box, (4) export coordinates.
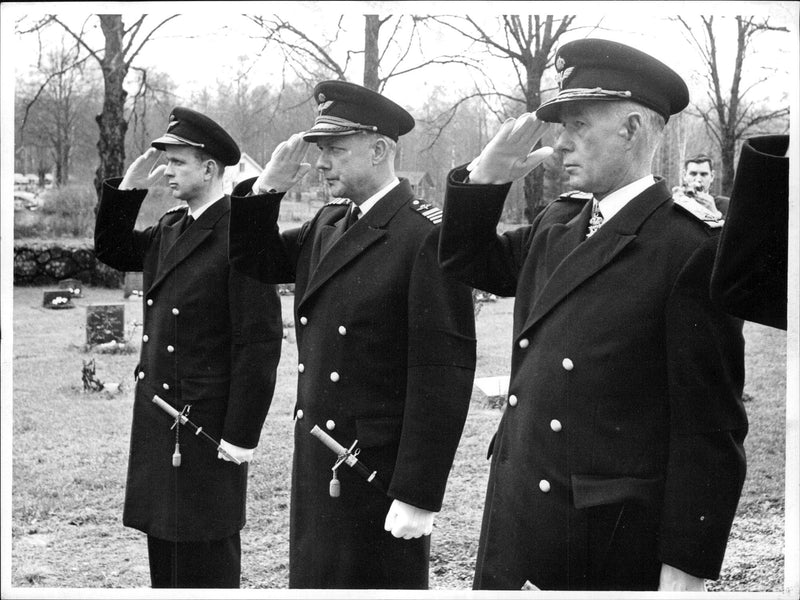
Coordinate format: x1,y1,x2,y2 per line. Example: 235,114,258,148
119,147,166,190
658,563,706,591
383,499,436,539
467,113,554,185
253,132,312,194
217,438,255,463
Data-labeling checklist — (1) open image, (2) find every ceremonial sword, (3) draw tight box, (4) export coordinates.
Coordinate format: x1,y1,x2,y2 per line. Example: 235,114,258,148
152,394,241,466
309,425,386,497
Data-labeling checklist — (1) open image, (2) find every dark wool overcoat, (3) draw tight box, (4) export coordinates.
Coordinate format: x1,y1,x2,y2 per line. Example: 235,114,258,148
711,135,789,330
229,178,477,589
439,169,748,591
94,179,283,542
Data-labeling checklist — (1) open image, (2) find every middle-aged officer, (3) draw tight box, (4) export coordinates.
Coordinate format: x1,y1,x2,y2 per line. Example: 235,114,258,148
438,39,748,591
94,107,283,587
228,81,477,588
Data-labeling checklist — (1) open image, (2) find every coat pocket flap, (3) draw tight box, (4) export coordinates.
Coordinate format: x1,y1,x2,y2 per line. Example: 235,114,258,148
355,416,403,448
571,474,664,509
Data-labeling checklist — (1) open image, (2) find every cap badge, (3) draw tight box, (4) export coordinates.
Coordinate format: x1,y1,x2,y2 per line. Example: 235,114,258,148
556,56,565,72
317,100,333,115
317,92,326,102
556,66,575,91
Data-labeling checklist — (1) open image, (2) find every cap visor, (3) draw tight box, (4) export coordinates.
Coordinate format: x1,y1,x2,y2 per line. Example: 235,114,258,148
150,133,205,149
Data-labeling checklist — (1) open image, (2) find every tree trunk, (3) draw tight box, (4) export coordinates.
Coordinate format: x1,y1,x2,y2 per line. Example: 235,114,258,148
94,15,129,203
363,15,381,91
719,137,736,197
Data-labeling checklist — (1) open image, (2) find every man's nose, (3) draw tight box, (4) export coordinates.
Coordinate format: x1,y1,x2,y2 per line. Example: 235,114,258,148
554,130,572,153
315,155,329,170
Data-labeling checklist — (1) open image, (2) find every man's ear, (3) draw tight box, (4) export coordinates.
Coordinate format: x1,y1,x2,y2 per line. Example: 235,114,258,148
372,137,390,165
621,112,643,142
204,159,219,180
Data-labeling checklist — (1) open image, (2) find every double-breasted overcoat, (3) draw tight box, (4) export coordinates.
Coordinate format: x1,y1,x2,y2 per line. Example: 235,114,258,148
439,170,747,590
95,179,283,542
229,178,476,588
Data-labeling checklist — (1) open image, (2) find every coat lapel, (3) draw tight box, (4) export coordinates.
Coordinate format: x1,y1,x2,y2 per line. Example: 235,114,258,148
519,181,670,337
299,181,412,308
148,197,228,294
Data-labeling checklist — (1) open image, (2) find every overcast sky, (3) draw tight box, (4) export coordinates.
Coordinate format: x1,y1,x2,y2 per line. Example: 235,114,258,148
5,1,798,110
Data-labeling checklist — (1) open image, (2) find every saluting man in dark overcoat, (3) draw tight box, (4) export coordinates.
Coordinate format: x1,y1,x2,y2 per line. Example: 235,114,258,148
711,135,790,330
94,107,283,588
438,39,748,591
228,81,477,589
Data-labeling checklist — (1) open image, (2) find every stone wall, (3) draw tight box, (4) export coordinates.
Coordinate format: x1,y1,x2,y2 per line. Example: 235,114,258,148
13,239,123,287
13,238,296,295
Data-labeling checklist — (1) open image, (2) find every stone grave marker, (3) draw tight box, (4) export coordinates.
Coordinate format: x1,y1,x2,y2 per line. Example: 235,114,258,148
86,303,125,345
59,278,84,298
42,289,74,309
123,272,144,299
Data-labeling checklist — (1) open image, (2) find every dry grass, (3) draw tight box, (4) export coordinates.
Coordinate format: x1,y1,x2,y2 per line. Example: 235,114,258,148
8,286,788,593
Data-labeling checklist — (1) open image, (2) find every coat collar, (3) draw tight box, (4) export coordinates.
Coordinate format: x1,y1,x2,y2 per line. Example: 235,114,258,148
299,180,413,308
518,180,670,338
148,196,229,294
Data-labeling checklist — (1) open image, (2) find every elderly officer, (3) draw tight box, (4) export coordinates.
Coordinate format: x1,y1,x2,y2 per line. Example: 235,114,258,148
94,107,283,588
228,81,476,589
711,135,790,330
439,39,747,591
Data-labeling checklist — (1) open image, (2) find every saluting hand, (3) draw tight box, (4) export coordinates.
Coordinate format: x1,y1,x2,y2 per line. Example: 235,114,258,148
254,133,313,194
468,113,554,185
383,499,435,539
119,147,167,191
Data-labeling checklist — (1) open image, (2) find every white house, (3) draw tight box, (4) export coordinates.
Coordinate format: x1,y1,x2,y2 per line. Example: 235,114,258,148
223,152,262,194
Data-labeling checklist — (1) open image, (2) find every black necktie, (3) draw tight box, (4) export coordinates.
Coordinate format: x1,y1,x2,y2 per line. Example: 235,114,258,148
178,213,194,235
343,204,360,231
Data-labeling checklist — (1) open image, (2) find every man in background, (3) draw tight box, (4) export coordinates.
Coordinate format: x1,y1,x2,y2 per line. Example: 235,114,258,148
94,107,283,587
673,154,729,217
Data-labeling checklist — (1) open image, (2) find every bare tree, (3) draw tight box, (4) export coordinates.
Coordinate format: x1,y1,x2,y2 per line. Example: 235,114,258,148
245,13,479,92
431,15,577,221
677,15,790,195
19,14,179,201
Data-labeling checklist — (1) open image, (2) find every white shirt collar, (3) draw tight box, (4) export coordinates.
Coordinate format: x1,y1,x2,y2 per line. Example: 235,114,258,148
188,195,223,220
355,178,400,217
596,175,656,222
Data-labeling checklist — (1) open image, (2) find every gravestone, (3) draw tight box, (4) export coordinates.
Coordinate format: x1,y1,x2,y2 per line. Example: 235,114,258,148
42,290,74,309
59,278,84,298
123,272,144,299
86,303,125,345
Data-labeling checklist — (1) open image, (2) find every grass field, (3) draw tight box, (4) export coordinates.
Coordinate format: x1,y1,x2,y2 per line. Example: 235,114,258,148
8,285,788,593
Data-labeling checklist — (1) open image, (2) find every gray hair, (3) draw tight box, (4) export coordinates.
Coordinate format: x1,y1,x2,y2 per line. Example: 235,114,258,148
610,100,665,159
